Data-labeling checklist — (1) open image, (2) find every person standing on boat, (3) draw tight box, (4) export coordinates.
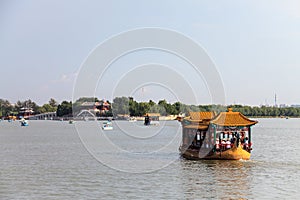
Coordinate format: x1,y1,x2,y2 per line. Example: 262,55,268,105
204,137,209,148
144,114,150,126
243,137,249,150
230,136,236,147
240,131,245,141
226,139,231,149
236,132,240,147
230,132,234,142
240,131,245,146
220,132,224,140
215,139,220,151
221,139,226,151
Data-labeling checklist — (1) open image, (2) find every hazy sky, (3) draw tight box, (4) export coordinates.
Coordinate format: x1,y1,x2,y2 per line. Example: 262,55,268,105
1,1,300,106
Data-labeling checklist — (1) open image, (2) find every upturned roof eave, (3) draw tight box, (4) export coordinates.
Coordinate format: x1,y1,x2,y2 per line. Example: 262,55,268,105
210,111,258,127
211,121,257,127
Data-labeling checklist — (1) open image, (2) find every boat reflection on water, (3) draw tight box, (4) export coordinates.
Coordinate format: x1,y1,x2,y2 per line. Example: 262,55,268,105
179,159,254,199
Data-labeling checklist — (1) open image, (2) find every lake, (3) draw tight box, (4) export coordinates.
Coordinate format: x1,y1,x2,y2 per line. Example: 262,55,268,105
0,118,299,199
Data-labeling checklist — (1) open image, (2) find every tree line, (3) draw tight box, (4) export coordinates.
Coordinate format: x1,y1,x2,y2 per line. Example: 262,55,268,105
0,98,58,117
112,97,300,117
0,97,107,118
1,96,300,118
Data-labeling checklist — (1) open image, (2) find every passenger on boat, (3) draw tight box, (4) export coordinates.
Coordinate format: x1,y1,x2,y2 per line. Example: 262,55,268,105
235,132,240,147
243,137,249,150
224,131,229,140
230,137,236,146
191,138,198,149
196,132,201,141
215,139,220,151
205,137,209,148
240,131,245,143
221,140,226,151
226,139,231,149
220,132,224,140
201,132,205,140
228,132,233,140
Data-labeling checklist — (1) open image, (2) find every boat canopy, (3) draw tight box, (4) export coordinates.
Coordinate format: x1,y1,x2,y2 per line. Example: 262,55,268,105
210,108,257,127
189,111,216,121
182,111,216,130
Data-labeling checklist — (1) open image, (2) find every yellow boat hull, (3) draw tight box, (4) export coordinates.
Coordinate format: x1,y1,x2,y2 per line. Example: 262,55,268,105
180,146,251,160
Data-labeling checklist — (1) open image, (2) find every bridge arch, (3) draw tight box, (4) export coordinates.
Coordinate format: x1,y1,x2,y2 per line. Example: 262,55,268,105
76,109,96,120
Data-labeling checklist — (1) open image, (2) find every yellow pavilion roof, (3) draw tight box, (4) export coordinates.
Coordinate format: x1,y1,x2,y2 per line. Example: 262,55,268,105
182,111,216,130
210,108,257,126
189,111,216,121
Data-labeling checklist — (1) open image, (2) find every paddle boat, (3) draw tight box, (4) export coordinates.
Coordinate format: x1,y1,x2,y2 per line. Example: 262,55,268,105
102,121,113,130
179,108,258,160
128,117,137,122
20,118,29,126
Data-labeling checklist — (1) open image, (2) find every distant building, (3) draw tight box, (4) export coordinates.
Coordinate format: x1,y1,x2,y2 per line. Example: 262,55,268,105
95,101,110,114
80,102,97,111
19,107,34,118
80,100,111,115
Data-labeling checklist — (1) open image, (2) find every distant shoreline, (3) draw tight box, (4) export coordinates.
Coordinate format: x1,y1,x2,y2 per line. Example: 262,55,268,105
2,96,300,119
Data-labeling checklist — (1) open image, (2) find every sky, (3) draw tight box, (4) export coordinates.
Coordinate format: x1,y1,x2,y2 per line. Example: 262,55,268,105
1,0,300,106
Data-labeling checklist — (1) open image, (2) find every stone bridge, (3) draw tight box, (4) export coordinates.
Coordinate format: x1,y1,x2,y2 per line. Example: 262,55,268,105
28,112,57,120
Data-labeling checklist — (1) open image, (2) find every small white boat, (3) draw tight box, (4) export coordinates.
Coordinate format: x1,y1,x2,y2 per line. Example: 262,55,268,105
150,121,160,126
102,121,113,130
128,117,137,122
20,118,29,126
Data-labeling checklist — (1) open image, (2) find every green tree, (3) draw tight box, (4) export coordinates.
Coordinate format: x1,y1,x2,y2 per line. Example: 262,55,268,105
129,98,138,116
172,102,182,114
43,104,56,112
57,101,72,117
137,102,150,116
0,99,13,116
112,97,129,116
49,98,58,107
148,104,161,114
75,97,99,103
148,100,155,107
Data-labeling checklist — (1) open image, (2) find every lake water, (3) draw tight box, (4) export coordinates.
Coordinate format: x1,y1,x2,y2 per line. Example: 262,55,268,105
0,118,299,199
